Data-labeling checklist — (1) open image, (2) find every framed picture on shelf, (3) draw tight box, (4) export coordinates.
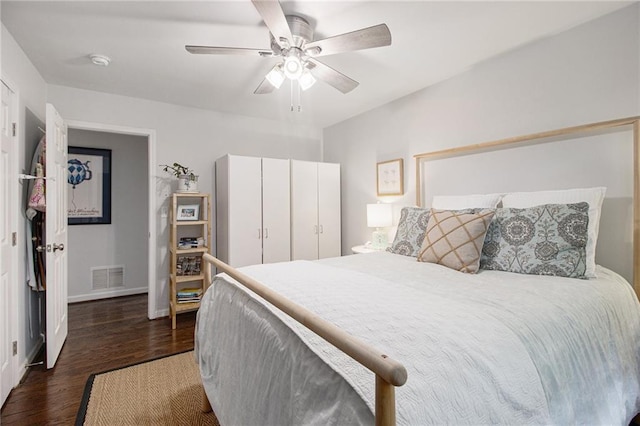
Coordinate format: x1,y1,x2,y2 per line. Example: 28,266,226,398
177,204,200,221
376,158,404,196
68,146,112,225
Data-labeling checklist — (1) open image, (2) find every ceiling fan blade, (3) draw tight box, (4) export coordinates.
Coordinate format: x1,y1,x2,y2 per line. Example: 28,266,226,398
305,24,391,57
186,45,273,56
251,0,293,48
254,78,276,94
307,58,359,94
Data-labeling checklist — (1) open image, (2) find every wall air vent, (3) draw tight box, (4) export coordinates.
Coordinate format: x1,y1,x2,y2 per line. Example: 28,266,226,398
91,265,125,290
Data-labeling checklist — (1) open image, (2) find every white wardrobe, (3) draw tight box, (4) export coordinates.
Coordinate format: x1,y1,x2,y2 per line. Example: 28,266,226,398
216,155,291,268
290,160,341,260
216,155,341,268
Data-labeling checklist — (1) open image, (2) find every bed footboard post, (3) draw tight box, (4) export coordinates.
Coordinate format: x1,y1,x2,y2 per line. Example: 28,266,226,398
375,374,396,426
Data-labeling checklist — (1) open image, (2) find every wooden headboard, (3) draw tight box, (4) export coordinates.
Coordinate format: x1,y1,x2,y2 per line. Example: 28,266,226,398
413,116,640,297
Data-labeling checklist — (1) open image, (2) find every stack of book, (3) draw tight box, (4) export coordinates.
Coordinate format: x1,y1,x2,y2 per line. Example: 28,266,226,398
178,237,205,250
177,287,202,304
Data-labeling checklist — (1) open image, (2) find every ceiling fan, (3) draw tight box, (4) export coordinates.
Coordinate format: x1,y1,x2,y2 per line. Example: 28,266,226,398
185,0,392,95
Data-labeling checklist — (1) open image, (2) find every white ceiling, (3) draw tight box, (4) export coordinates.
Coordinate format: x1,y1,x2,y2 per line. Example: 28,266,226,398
1,1,632,128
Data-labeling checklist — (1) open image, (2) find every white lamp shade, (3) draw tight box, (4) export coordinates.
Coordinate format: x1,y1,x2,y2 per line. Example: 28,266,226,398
265,65,285,88
367,203,393,228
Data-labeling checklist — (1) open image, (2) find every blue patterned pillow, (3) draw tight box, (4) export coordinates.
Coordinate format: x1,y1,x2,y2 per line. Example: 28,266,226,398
480,202,589,278
387,207,430,257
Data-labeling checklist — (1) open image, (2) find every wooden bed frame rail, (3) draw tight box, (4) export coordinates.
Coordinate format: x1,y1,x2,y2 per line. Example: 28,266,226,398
202,253,408,426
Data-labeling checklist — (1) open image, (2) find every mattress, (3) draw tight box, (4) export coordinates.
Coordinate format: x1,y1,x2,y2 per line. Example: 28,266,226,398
196,251,640,425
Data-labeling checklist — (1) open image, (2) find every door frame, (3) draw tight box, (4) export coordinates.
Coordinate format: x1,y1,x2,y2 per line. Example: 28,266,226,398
1,75,20,392
66,120,159,319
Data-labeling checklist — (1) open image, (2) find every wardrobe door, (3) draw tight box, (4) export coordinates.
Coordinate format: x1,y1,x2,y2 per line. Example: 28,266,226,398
291,160,319,260
228,155,263,267
318,162,341,259
262,158,290,264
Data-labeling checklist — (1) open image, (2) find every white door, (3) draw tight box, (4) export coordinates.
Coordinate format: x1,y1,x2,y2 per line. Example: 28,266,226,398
228,155,262,267
318,163,341,259
45,103,68,369
291,160,319,260
262,158,290,264
1,81,16,405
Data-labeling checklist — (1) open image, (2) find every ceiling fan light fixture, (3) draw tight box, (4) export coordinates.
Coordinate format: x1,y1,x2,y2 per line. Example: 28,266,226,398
299,69,316,91
283,50,304,80
265,64,285,88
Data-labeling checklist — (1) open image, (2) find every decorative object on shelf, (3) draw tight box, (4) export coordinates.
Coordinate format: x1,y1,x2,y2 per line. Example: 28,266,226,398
160,162,199,193
376,158,404,196
176,204,200,221
68,146,112,225
176,256,202,276
367,203,393,249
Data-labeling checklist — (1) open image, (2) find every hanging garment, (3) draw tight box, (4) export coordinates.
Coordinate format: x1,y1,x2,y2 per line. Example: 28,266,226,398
26,135,46,291
28,163,46,212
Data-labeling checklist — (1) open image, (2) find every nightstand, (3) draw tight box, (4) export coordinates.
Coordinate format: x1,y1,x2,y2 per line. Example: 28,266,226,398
351,245,386,254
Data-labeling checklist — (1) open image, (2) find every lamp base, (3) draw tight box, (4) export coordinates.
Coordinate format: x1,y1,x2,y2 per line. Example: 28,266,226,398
371,229,388,250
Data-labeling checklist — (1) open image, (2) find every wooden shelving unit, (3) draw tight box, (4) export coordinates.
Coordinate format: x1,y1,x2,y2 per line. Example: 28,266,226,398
168,192,211,329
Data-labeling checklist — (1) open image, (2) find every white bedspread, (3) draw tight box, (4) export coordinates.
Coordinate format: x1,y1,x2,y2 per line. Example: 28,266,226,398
196,252,640,425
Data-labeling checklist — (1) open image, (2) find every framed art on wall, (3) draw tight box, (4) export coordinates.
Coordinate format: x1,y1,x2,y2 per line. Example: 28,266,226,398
68,146,112,225
177,204,200,221
376,158,404,196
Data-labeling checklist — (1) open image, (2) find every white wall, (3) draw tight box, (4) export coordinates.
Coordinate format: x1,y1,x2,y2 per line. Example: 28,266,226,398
47,85,323,316
324,5,640,280
67,129,148,301
1,24,48,373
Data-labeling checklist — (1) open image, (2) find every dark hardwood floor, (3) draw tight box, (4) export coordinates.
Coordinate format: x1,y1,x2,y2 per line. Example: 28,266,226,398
0,294,196,425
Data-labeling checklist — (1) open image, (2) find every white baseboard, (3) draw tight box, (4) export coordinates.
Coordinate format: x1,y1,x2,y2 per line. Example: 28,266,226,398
154,308,169,318
68,287,148,304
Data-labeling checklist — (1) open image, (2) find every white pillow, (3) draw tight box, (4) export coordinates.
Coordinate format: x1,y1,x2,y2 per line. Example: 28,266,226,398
501,187,606,278
432,193,503,210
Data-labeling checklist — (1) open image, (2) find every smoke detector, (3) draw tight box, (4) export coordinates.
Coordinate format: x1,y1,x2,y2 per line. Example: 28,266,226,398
89,54,111,67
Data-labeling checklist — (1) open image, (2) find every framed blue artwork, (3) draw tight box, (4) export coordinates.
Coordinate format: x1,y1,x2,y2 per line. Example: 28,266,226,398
67,146,112,225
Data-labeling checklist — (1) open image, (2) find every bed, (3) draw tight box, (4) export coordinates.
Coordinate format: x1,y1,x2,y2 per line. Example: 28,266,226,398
196,116,640,425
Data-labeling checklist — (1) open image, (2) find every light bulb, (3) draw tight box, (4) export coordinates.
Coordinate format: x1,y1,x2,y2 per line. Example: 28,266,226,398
283,56,303,80
265,65,285,88
299,69,316,91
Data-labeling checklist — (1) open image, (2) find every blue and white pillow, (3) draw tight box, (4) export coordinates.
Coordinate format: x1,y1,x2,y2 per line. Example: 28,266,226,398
387,207,431,257
480,202,589,279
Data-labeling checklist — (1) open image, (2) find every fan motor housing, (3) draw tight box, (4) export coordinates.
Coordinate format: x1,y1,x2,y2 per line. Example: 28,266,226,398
269,15,313,50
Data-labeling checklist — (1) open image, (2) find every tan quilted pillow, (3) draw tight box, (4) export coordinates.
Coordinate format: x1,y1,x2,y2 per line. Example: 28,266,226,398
418,209,495,273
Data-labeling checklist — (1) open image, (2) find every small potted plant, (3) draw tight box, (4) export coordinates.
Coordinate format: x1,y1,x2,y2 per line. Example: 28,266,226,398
160,162,199,193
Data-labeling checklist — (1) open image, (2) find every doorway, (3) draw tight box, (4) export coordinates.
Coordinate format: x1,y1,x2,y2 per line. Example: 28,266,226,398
66,121,157,318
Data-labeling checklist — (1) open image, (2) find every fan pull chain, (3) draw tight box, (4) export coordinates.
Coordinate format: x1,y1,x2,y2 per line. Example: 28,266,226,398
289,80,302,113
290,80,294,112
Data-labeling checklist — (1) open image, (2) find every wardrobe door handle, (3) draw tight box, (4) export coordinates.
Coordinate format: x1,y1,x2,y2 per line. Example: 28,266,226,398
264,228,269,239
319,225,323,234
258,228,261,239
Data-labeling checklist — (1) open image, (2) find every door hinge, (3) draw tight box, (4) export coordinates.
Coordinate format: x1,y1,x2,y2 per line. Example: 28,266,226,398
12,123,16,137
12,341,17,356
12,232,17,246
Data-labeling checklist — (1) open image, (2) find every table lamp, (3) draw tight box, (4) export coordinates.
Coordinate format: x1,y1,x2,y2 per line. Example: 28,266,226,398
367,203,393,249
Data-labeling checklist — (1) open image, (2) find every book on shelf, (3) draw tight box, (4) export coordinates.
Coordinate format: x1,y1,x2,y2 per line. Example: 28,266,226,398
178,236,205,249
177,288,202,296
177,297,201,304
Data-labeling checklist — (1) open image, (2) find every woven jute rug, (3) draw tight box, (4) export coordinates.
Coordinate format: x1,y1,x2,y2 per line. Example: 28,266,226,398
76,351,219,426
